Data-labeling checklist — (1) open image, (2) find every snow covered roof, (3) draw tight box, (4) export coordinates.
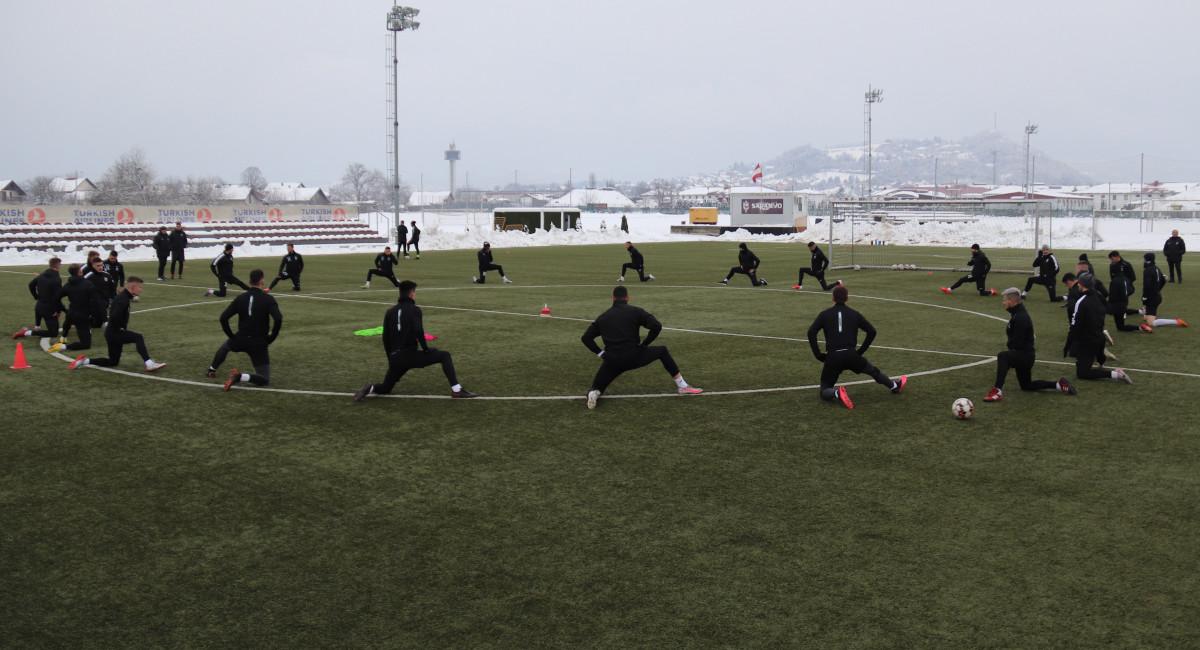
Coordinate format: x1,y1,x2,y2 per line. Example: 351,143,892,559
49,177,96,193
1071,183,1169,195
0,180,23,192
679,186,725,197
213,184,257,201
547,188,635,208
263,186,328,203
407,191,451,207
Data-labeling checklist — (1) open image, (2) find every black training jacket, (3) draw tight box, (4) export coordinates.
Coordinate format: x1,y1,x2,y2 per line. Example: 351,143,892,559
807,304,877,359
1005,302,1036,354
1163,236,1186,261
409,225,420,242
58,275,97,316
211,253,234,278
153,233,171,257
169,229,188,253
278,252,304,275
970,251,991,276
28,268,63,310
220,288,282,345
628,246,644,267
1033,252,1059,278
581,301,662,356
738,249,760,270
107,291,134,333
477,248,494,269
84,269,116,301
383,298,429,354
374,253,398,274
103,259,125,286
1143,262,1166,300
1068,292,1106,351
1109,259,1136,295
810,246,828,273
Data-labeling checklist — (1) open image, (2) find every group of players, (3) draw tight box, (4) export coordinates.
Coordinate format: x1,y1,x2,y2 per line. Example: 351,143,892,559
10,228,1190,409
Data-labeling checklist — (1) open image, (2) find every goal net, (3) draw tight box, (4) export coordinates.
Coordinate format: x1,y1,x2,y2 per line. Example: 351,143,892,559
818,199,1063,275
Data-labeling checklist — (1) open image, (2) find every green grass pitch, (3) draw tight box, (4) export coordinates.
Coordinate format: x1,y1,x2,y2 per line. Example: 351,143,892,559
2,241,1198,646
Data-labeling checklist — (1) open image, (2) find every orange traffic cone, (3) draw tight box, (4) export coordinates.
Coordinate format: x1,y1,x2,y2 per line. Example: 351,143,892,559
540,304,551,317
10,342,31,370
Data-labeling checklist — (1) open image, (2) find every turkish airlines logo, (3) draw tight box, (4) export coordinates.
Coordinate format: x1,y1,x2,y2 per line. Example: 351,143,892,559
268,208,283,222
26,208,47,224
196,208,213,222
332,207,346,220
116,208,135,224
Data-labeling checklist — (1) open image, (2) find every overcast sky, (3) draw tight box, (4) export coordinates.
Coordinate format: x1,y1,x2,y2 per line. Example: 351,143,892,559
4,0,1198,189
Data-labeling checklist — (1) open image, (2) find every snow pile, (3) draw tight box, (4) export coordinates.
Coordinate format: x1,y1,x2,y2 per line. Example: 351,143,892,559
2,211,1196,267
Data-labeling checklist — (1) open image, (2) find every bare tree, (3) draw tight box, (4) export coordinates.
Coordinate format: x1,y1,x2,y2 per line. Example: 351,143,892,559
333,162,399,207
94,148,156,204
23,176,56,204
241,166,267,193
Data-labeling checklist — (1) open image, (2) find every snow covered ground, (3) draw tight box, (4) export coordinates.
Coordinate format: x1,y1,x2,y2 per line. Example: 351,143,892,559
1,211,1195,267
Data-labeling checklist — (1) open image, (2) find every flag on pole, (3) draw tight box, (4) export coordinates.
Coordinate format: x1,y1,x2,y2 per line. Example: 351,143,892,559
751,163,763,184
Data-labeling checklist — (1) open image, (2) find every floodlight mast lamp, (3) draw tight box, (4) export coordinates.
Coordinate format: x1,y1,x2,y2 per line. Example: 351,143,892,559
1023,122,1038,197
864,86,883,199
388,5,419,241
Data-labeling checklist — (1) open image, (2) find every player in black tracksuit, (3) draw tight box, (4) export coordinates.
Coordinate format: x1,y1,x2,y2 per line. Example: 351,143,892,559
353,280,478,400
269,244,304,291
12,259,64,340
618,242,654,282
945,244,994,296
168,222,188,279
205,244,249,297
1023,245,1061,301
984,288,1074,402
1163,230,1185,283
473,242,511,284
806,286,906,408
103,252,125,288
81,257,116,330
1065,275,1130,383
362,247,401,288
58,265,99,351
68,277,166,372
795,241,836,290
408,221,421,258
397,221,410,257
722,243,766,286
1139,252,1188,331
152,227,171,280
580,285,701,408
1105,263,1140,332
208,270,283,389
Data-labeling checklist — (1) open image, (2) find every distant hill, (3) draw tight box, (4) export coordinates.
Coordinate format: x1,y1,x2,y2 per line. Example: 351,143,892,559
693,132,1091,192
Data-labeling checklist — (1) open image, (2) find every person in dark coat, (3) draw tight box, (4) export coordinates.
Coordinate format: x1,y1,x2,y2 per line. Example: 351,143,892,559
1163,229,1186,283
12,258,64,340
168,221,188,279
152,227,171,280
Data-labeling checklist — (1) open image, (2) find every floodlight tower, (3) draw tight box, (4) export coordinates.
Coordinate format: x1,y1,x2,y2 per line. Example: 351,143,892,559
386,4,419,242
864,86,884,198
1023,122,1038,197
445,141,460,200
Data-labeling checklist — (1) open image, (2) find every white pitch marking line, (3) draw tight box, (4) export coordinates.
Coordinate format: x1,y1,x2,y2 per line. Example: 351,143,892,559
40,336,993,400
30,281,1200,389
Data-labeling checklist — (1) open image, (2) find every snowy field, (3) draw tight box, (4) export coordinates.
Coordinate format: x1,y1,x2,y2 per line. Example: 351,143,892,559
1,211,1194,267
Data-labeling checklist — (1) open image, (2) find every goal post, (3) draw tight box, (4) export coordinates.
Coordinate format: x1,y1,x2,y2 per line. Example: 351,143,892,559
824,199,1058,274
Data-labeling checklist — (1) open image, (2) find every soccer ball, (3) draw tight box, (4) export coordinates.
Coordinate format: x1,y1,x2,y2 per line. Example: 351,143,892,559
853,264,862,271
952,397,974,420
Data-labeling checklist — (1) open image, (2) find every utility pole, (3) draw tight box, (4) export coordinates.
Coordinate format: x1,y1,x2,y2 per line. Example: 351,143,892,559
992,150,998,187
